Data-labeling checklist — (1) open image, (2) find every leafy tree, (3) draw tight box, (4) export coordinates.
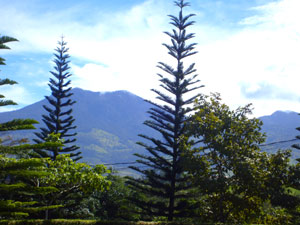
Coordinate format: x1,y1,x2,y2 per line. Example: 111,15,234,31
35,154,111,219
90,175,141,221
287,163,300,223
287,115,300,222
183,93,294,224
34,37,81,161
127,0,203,221
0,35,60,219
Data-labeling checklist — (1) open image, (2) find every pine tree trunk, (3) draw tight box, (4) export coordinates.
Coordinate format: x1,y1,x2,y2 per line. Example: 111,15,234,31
168,178,175,221
45,208,49,220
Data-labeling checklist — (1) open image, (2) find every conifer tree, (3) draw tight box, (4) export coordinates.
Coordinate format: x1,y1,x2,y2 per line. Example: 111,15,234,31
292,125,300,162
0,35,18,107
34,37,81,161
0,34,60,218
127,0,203,221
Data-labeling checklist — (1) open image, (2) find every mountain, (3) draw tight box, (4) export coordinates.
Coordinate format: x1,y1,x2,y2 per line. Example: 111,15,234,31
0,88,156,169
1,88,300,168
260,110,300,159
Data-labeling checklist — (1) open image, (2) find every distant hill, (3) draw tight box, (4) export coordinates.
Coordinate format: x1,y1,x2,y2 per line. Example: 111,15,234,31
260,110,300,159
1,88,300,168
0,88,156,169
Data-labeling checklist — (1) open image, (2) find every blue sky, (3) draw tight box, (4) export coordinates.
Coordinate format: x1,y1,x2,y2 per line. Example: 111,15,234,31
1,0,300,117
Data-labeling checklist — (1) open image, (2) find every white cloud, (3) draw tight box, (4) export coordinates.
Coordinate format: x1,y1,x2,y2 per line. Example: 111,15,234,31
244,83,261,94
65,0,174,100
0,0,170,104
71,63,119,92
240,0,300,28
1,0,300,117
1,85,37,106
193,0,300,116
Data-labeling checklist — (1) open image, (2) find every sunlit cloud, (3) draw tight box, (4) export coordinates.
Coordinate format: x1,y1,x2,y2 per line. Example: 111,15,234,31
0,85,37,107
194,0,300,116
1,0,300,117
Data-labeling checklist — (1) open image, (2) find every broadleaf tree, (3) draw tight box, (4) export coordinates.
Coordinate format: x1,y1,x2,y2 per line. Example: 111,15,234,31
289,99,300,221
127,0,203,221
35,154,111,219
183,93,295,224
34,37,81,161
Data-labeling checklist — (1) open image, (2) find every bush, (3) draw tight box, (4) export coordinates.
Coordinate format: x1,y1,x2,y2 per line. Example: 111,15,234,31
0,220,207,225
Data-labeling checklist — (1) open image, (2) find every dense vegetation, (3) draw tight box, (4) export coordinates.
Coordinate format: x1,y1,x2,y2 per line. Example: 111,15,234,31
1,0,300,224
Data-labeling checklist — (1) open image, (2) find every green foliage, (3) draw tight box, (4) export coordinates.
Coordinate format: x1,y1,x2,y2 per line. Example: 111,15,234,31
0,35,18,52
0,119,38,131
32,154,111,219
89,175,141,221
0,220,97,225
0,141,62,157
289,101,300,221
0,220,205,225
0,35,18,106
183,93,295,223
0,34,62,219
54,175,137,220
0,49,110,218
285,163,300,222
44,154,110,193
0,155,62,219
77,128,142,167
292,113,300,162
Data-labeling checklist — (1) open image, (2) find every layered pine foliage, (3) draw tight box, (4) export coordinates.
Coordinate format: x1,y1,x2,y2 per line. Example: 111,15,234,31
0,34,60,219
34,38,81,160
127,0,203,221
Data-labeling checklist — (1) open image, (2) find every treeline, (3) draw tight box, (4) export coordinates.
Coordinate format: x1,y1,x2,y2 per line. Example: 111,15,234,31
1,0,300,224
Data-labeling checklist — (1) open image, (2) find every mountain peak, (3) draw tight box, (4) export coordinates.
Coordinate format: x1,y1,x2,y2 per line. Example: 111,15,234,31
0,88,153,165
271,110,297,116
2,88,300,164
72,88,140,99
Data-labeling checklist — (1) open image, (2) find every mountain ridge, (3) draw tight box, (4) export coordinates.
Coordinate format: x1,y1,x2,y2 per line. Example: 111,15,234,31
1,88,300,165
0,88,155,166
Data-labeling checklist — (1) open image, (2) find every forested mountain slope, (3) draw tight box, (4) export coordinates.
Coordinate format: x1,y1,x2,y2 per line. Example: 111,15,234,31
260,110,300,159
0,88,155,165
1,88,300,164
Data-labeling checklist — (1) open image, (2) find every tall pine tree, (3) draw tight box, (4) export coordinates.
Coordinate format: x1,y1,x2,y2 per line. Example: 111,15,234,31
292,125,300,162
0,34,60,219
34,37,81,161
127,0,203,221
0,35,18,107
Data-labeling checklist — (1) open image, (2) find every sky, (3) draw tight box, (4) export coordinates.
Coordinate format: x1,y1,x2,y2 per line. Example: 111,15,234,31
1,0,300,117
